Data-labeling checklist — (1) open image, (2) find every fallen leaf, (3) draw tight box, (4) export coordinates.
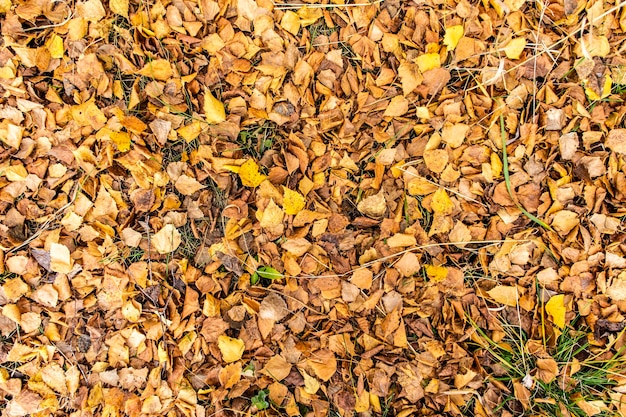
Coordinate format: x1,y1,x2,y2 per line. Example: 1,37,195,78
259,199,285,228
204,88,226,124
137,59,173,81
175,174,205,195
425,265,448,283
307,349,337,381
300,369,320,394
263,355,292,381
110,0,128,17
504,38,526,59
487,285,520,306
50,243,73,274
545,294,566,328
551,210,579,235
383,96,409,117
416,53,441,73
357,192,387,218
259,293,288,322
217,335,245,363
283,187,306,215
431,188,454,215
444,25,464,50
151,224,182,254
238,159,267,187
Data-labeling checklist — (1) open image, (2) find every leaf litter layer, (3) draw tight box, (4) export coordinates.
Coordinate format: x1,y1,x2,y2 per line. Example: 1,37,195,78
1,0,626,416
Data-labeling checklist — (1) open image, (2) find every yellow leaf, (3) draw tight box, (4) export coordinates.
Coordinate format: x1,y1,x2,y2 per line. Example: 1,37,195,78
370,393,382,413
443,25,464,51
259,199,285,229
0,0,11,13
431,188,453,215
239,159,266,187
217,335,245,363
407,177,438,195
122,299,142,322
152,224,182,254
41,363,68,395
110,0,128,17
177,120,203,142
415,106,430,119
50,243,73,274
204,88,226,124
137,59,173,81
487,285,519,306
425,265,448,282
297,6,323,26
71,100,107,129
300,370,320,394
281,11,301,36
545,294,566,329
576,34,610,58
416,53,440,73
109,131,131,152
583,75,613,101
504,38,526,60
48,34,64,59
283,187,305,215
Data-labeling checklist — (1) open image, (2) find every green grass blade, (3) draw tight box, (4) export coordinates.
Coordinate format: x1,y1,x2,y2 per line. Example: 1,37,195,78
500,115,554,232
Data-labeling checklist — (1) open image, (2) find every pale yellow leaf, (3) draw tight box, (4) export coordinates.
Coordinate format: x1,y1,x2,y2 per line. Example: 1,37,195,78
0,0,11,13
122,299,142,323
20,312,41,333
151,224,182,254
259,199,284,228
576,34,610,58
487,285,519,306
398,61,423,96
383,96,409,117
297,6,323,26
357,192,386,218
175,174,205,196
504,38,526,60
71,100,107,129
177,121,203,142
551,210,579,236
300,369,320,394
110,0,128,17
204,88,226,124
41,363,68,395
2,277,29,301
50,243,72,274
217,335,245,363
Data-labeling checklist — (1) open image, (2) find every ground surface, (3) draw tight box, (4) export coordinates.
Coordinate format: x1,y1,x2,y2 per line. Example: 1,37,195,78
1,0,626,416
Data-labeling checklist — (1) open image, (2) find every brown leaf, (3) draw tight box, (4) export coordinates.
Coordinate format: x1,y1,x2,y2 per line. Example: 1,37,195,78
307,349,337,381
